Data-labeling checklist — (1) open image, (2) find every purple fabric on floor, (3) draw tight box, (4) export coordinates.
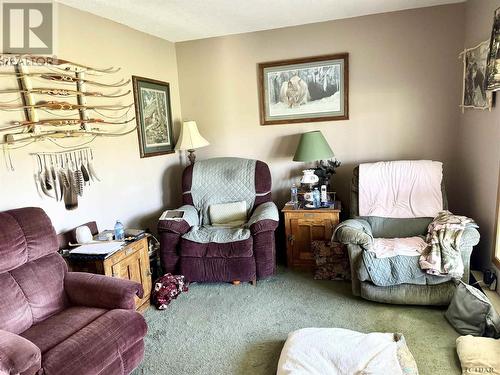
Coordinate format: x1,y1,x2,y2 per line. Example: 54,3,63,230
151,274,189,309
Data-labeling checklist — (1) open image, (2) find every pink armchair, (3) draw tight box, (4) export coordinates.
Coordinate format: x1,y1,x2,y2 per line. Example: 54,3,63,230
0,207,147,375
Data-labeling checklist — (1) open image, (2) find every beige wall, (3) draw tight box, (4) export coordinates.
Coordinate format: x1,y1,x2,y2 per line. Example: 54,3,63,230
176,4,465,210
0,4,184,233
455,0,500,269
2,1,497,272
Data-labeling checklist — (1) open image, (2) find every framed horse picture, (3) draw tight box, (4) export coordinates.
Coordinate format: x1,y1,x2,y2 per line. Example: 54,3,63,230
258,53,349,125
132,76,174,157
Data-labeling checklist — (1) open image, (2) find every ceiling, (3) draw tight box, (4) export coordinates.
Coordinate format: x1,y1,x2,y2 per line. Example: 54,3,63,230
56,0,464,43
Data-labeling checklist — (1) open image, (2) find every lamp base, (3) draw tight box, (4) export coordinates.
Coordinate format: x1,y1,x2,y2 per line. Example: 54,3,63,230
187,149,196,165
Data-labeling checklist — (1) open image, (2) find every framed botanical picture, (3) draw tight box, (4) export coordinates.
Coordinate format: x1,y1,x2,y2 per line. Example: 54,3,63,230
132,76,174,157
486,7,500,91
460,41,493,111
258,53,348,125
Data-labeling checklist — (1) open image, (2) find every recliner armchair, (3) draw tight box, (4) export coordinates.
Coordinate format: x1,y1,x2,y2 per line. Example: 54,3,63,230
335,162,480,305
159,157,279,283
0,207,147,375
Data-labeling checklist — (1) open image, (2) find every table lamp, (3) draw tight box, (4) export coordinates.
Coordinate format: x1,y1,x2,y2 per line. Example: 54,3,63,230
293,130,334,189
175,120,209,164
293,130,334,163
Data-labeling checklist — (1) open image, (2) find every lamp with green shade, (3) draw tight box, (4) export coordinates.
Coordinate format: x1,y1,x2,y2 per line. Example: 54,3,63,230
293,131,335,206
293,130,334,162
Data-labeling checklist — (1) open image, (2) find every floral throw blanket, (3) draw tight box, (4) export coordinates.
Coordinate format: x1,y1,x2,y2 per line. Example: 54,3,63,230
419,211,477,278
151,273,189,310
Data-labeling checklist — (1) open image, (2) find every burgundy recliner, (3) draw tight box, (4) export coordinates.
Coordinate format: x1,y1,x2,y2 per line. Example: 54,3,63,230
158,157,279,283
0,207,147,375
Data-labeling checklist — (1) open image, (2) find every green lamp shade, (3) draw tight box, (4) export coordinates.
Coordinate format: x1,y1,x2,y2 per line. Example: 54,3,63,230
293,131,334,162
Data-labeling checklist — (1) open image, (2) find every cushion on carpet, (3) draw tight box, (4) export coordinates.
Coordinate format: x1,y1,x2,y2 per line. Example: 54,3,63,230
456,335,500,375
276,327,418,375
446,281,500,338
311,241,350,280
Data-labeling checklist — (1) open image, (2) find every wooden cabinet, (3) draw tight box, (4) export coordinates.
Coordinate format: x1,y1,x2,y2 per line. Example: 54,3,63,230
282,203,341,270
67,237,152,312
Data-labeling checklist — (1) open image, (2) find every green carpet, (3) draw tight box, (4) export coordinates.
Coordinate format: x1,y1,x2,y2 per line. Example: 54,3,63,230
134,268,461,375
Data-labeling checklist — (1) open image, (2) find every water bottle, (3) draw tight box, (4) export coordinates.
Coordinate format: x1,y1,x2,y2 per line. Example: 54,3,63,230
291,184,298,207
313,188,321,208
114,220,125,241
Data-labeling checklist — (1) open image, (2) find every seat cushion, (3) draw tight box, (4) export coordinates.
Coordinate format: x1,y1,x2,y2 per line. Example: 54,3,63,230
20,306,107,354
370,237,427,258
359,247,452,287
182,225,251,244
40,309,147,375
181,234,253,258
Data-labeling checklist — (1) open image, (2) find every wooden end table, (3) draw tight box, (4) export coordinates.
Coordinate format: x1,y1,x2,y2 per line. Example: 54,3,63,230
66,236,152,312
282,202,341,270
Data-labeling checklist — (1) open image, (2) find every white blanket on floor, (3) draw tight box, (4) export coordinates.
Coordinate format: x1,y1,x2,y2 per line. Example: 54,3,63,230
277,328,413,375
359,160,443,218
369,237,428,258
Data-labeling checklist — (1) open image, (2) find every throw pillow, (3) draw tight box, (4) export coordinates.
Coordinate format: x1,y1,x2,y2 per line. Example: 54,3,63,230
456,335,500,375
209,201,247,227
151,273,189,310
311,240,350,280
445,281,500,338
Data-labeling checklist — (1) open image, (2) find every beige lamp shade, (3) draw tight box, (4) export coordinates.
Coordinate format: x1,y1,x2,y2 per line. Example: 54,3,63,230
175,121,209,151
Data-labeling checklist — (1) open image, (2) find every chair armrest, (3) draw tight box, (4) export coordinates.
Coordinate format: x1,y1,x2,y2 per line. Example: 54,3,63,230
158,205,199,234
333,219,373,250
0,330,41,375
247,202,279,234
459,226,480,248
65,272,144,310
